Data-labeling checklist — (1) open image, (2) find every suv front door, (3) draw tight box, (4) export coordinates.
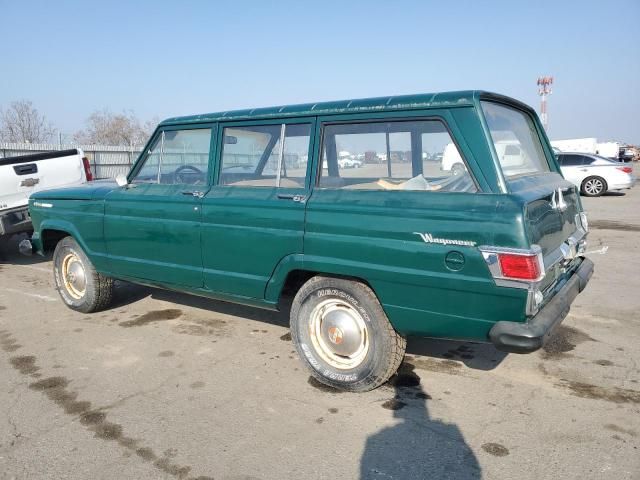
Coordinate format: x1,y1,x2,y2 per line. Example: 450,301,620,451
104,125,215,287
201,118,315,299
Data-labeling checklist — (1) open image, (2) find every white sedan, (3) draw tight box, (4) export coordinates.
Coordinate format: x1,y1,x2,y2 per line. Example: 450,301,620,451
556,153,636,197
338,157,363,169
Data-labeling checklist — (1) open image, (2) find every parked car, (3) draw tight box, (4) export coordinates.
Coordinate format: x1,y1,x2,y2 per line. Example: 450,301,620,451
26,91,593,392
338,157,363,169
0,149,92,244
557,152,636,196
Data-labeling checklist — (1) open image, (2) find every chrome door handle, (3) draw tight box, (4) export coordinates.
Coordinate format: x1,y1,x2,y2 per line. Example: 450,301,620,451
277,193,306,203
182,191,205,198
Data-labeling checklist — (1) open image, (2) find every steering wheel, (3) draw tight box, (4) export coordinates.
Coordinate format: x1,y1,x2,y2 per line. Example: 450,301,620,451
174,165,204,184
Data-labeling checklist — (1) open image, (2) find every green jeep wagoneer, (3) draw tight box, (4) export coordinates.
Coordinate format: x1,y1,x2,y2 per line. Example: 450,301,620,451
26,91,594,391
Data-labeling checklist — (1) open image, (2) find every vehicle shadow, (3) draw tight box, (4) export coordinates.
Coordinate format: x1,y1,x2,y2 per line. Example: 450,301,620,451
109,281,154,309
360,363,481,479
601,191,626,197
147,287,290,328
0,233,51,265
113,282,506,366
406,337,508,371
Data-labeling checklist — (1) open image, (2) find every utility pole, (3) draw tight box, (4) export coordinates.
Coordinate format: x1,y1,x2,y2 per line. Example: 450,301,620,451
537,76,553,131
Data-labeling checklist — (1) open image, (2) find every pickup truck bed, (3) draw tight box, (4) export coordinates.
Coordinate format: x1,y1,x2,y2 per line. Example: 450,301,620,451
0,149,91,238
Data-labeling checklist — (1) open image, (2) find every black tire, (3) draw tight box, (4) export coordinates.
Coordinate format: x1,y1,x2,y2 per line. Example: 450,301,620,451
581,176,607,197
451,163,466,176
290,276,406,392
53,236,114,313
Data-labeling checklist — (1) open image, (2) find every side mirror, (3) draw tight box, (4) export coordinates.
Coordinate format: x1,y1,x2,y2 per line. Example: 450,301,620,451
115,174,128,187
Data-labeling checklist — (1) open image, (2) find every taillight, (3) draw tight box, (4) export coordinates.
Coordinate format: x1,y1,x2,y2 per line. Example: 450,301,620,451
480,246,545,282
498,253,541,280
617,166,633,174
82,157,93,181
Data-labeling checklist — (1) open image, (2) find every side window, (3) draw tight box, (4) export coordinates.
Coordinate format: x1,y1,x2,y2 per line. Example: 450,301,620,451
319,120,477,192
220,123,311,187
132,128,212,185
132,135,162,183
561,155,584,167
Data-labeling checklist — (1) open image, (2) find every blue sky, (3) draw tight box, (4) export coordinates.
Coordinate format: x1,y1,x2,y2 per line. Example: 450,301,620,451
1,0,638,143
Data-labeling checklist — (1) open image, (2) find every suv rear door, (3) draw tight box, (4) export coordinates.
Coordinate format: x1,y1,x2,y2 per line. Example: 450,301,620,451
302,112,520,338
200,118,316,299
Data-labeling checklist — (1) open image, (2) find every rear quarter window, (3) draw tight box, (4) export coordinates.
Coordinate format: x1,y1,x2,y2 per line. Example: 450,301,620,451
318,119,477,193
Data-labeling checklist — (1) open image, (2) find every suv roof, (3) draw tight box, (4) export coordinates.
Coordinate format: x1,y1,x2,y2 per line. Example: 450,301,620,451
160,90,533,126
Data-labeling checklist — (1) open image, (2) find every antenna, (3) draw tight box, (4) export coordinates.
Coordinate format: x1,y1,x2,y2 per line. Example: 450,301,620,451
536,76,553,130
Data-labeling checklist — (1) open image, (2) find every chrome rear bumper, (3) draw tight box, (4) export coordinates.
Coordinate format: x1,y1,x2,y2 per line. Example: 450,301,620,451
489,257,594,353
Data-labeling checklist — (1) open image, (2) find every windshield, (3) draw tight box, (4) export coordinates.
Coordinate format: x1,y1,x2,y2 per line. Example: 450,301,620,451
481,101,550,178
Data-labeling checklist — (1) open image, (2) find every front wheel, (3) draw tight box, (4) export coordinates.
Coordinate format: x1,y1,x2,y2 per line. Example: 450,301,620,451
53,236,114,313
290,276,406,392
581,176,607,197
451,163,466,176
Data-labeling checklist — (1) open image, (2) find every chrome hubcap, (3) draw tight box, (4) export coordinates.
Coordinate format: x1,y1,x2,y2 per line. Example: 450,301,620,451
309,299,369,369
62,252,86,299
585,179,603,195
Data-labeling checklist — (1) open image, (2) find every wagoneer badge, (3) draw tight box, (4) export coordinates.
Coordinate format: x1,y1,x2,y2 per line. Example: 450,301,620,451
413,232,476,247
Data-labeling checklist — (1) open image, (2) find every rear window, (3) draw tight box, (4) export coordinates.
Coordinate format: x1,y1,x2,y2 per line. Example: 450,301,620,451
481,101,550,179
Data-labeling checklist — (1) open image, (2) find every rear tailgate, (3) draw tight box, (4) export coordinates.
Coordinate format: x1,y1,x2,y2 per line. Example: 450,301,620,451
510,173,587,295
480,98,588,301
0,150,85,211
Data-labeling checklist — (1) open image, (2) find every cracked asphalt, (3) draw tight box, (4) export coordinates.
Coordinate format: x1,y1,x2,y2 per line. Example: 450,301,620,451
1,188,639,480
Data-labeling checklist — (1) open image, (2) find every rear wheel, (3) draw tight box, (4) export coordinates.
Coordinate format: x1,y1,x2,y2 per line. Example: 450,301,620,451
581,176,607,197
290,276,406,392
53,236,114,313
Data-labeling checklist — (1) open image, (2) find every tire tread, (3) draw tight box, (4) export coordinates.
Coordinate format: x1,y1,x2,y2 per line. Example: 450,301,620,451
291,275,406,392
53,236,114,313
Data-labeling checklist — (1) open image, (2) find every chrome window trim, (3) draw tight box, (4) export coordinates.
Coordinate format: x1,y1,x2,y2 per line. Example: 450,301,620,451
275,123,286,187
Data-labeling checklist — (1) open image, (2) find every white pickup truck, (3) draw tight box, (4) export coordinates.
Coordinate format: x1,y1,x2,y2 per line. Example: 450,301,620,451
0,149,92,241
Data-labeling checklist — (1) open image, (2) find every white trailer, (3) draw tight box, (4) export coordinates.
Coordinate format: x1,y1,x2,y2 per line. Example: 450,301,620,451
551,138,621,159
595,142,621,159
550,138,598,154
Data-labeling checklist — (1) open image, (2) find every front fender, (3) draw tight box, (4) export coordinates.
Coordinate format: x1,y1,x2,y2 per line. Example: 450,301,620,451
34,219,92,256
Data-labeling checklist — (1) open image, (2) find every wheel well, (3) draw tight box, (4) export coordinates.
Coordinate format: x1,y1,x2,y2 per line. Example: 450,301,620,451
41,229,71,252
278,270,377,305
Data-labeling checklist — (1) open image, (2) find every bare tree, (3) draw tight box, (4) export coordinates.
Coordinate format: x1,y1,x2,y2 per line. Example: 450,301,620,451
74,110,157,147
0,100,57,143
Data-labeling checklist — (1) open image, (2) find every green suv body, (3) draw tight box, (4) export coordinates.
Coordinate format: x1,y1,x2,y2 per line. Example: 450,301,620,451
29,91,593,391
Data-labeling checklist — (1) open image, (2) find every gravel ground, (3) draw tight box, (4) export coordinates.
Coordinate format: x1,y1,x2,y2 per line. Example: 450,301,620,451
0,187,638,480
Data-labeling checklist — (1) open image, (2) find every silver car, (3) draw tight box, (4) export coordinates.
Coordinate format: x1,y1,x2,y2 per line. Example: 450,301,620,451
556,153,636,196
